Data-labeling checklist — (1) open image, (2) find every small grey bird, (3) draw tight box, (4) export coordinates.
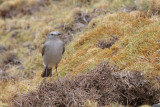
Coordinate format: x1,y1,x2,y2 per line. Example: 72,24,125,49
41,31,65,79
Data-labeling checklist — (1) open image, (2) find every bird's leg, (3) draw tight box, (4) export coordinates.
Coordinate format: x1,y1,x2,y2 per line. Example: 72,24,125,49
55,64,60,81
46,65,48,76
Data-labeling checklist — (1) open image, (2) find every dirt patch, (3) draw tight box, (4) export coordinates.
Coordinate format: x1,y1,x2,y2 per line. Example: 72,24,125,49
13,61,160,107
0,52,21,70
96,35,118,49
57,10,94,44
0,45,7,53
0,52,20,82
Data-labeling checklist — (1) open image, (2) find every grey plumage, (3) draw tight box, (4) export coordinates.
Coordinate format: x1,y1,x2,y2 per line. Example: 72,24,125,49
41,31,65,79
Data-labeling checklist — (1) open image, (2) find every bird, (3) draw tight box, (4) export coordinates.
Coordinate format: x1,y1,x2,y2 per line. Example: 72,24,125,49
41,31,65,80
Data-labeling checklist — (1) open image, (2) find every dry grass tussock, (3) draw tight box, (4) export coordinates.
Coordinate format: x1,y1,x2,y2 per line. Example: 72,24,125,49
59,11,160,78
13,62,160,107
56,8,94,44
0,0,50,18
0,52,20,67
148,0,160,15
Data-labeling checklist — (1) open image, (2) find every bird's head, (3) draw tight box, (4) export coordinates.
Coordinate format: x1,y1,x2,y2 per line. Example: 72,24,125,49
47,31,63,39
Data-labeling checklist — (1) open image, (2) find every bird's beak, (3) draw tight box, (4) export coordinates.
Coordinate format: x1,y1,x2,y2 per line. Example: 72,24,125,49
58,33,63,35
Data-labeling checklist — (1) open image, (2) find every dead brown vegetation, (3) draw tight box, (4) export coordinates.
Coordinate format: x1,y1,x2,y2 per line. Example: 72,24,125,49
0,52,21,70
0,52,19,82
0,52,21,81
13,61,160,107
0,0,49,18
57,9,94,44
96,35,118,49
148,0,160,15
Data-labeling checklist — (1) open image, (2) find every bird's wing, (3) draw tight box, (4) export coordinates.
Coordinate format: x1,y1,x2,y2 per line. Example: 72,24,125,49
62,46,65,55
42,45,46,56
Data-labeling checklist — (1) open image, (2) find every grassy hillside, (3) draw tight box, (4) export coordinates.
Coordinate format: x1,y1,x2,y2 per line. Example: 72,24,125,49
0,0,160,106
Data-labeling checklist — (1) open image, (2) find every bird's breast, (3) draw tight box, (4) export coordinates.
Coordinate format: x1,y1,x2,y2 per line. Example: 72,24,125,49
43,40,63,65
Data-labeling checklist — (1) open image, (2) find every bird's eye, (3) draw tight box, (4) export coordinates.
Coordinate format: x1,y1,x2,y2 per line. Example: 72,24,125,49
51,34,54,36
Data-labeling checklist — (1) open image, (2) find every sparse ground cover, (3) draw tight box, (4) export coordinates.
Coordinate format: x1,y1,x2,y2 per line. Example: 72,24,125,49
0,0,160,106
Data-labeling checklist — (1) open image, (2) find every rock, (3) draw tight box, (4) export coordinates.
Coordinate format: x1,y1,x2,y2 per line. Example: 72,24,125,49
23,42,34,50
23,42,31,47
0,69,15,81
157,49,160,53
3,53,21,65
73,22,85,31
152,103,160,107
13,59,21,64
17,65,25,70
76,3,82,8
0,69,8,77
0,69,2,74
11,31,19,38
0,45,7,53
122,7,135,12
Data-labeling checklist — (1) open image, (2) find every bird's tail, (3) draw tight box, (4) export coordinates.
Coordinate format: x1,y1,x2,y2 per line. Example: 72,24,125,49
41,67,52,77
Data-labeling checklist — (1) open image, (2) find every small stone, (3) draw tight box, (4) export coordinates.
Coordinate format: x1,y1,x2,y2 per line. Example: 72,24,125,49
11,31,19,38
0,69,2,74
156,76,160,80
23,42,31,47
17,65,25,70
157,49,160,53
0,70,8,77
23,42,34,50
0,45,7,53
73,22,85,31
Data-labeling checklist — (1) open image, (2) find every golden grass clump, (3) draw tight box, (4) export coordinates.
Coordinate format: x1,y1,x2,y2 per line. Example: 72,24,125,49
58,12,160,78
110,0,135,10
148,0,160,15
62,7,92,32
0,75,43,106
64,7,83,27
112,22,160,74
135,0,149,10
92,0,110,15
0,0,48,18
